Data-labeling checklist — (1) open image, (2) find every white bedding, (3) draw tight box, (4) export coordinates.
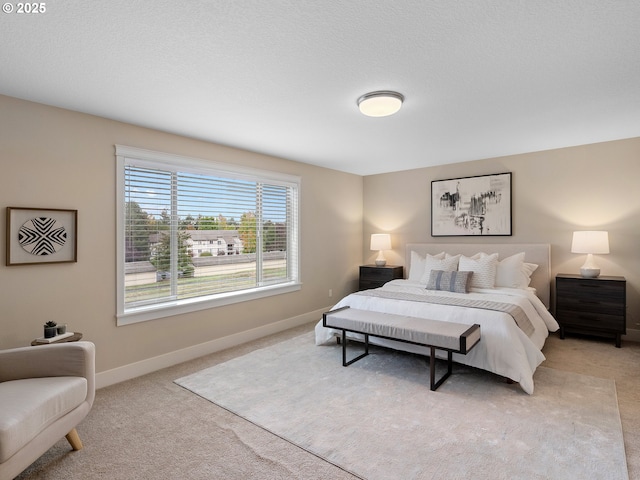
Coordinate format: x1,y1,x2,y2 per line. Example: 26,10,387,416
315,279,559,394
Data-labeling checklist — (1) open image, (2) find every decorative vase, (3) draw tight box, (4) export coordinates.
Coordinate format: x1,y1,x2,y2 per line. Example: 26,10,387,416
57,324,67,335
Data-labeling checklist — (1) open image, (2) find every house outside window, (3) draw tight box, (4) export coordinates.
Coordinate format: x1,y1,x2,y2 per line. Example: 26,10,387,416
116,145,300,325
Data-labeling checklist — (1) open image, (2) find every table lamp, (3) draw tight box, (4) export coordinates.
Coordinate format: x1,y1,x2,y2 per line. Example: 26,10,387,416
370,234,391,266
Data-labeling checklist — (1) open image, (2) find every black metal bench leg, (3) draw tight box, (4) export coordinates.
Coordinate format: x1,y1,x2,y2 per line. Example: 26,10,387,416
341,330,369,366
429,347,453,391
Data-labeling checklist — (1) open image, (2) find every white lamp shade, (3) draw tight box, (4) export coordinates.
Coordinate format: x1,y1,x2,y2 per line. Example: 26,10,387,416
370,234,392,251
571,231,610,254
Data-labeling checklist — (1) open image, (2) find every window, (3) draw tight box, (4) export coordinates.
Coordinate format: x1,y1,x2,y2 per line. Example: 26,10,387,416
116,145,300,325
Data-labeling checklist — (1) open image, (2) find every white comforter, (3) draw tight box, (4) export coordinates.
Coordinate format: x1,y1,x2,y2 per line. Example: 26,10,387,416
315,280,559,394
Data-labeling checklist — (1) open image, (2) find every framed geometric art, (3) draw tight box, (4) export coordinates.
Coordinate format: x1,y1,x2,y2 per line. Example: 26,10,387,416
431,172,512,237
6,207,78,265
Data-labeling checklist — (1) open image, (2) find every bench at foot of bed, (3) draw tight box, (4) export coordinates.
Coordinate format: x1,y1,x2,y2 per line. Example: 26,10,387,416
323,306,481,391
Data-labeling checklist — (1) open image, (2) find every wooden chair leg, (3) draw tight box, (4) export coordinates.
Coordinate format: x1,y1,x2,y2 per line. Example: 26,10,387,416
65,428,83,451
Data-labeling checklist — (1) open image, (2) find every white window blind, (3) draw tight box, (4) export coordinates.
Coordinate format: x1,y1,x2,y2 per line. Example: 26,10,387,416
116,146,300,325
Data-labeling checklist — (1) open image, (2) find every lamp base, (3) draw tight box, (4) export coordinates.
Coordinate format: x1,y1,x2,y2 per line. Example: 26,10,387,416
579,254,600,278
580,267,600,278
375,250,386,266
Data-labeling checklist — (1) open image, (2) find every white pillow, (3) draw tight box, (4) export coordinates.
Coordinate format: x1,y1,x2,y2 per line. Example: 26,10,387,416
408,251,444,282
458,253,498,288
419,254,460,284
495,252,526,288
521,262,539,287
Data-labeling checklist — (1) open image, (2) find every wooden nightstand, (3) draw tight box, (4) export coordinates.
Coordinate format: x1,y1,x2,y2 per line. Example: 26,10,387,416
359,265,403,291
555,274,626,347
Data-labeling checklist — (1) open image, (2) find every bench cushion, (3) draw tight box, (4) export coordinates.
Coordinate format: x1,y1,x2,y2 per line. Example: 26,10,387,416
0,377,87,463
324,308,480,352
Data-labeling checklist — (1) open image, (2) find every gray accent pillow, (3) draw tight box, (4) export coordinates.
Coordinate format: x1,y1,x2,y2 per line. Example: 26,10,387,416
426,270,473,293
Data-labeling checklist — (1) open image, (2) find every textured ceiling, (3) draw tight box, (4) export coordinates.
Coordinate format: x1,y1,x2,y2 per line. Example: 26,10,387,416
1,1,639,175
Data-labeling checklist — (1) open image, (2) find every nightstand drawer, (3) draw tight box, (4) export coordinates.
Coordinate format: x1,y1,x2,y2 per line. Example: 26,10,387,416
360,267,395,280
556,280,624,301
359,280,386,290
555,296,625,316
555,309,624,332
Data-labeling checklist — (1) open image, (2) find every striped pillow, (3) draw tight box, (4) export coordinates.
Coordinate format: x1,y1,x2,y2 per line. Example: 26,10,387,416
426,270,473,293
458,253,499,289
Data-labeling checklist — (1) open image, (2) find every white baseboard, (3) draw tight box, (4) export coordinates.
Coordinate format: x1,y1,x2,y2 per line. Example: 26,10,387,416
96,307,330,389
97,314,640,389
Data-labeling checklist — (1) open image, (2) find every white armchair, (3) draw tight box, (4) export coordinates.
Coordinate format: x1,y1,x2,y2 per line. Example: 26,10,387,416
0,341,95,480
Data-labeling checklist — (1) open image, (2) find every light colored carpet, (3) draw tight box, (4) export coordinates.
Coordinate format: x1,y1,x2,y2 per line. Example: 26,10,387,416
175,332,628,480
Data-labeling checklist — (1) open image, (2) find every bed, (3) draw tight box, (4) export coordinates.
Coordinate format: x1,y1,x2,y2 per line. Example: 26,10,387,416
315,243,560,394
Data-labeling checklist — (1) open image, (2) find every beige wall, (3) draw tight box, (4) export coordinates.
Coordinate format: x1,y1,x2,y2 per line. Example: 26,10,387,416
0,95,363,375
363,138,640,331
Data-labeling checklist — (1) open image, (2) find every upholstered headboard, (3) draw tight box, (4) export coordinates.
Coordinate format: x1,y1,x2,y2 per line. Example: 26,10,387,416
405,243,551,309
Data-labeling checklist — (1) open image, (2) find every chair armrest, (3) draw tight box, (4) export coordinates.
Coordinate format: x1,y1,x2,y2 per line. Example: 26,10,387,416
0,342,95,405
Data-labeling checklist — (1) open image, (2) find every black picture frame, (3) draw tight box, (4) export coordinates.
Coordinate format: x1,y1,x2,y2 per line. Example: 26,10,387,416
431,173,512,237
6,207,78,265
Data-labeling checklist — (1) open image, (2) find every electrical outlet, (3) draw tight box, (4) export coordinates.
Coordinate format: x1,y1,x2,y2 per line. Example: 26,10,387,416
329,289,333,298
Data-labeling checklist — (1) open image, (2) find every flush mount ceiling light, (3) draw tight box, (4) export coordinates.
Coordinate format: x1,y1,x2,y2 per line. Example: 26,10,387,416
357,91,404,117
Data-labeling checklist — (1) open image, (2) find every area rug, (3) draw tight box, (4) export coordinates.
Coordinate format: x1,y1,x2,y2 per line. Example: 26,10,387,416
175,332,628,480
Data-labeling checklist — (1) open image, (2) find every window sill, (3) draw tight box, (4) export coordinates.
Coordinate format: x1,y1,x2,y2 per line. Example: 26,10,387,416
117,282,302,326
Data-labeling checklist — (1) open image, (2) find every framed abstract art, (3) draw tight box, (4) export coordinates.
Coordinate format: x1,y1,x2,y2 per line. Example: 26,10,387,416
6,207,78,265
431,173,512,237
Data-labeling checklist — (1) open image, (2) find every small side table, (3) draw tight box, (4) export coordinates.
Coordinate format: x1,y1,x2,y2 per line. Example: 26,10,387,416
555,273,626,347
359,265,403,291
32,332,83,346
